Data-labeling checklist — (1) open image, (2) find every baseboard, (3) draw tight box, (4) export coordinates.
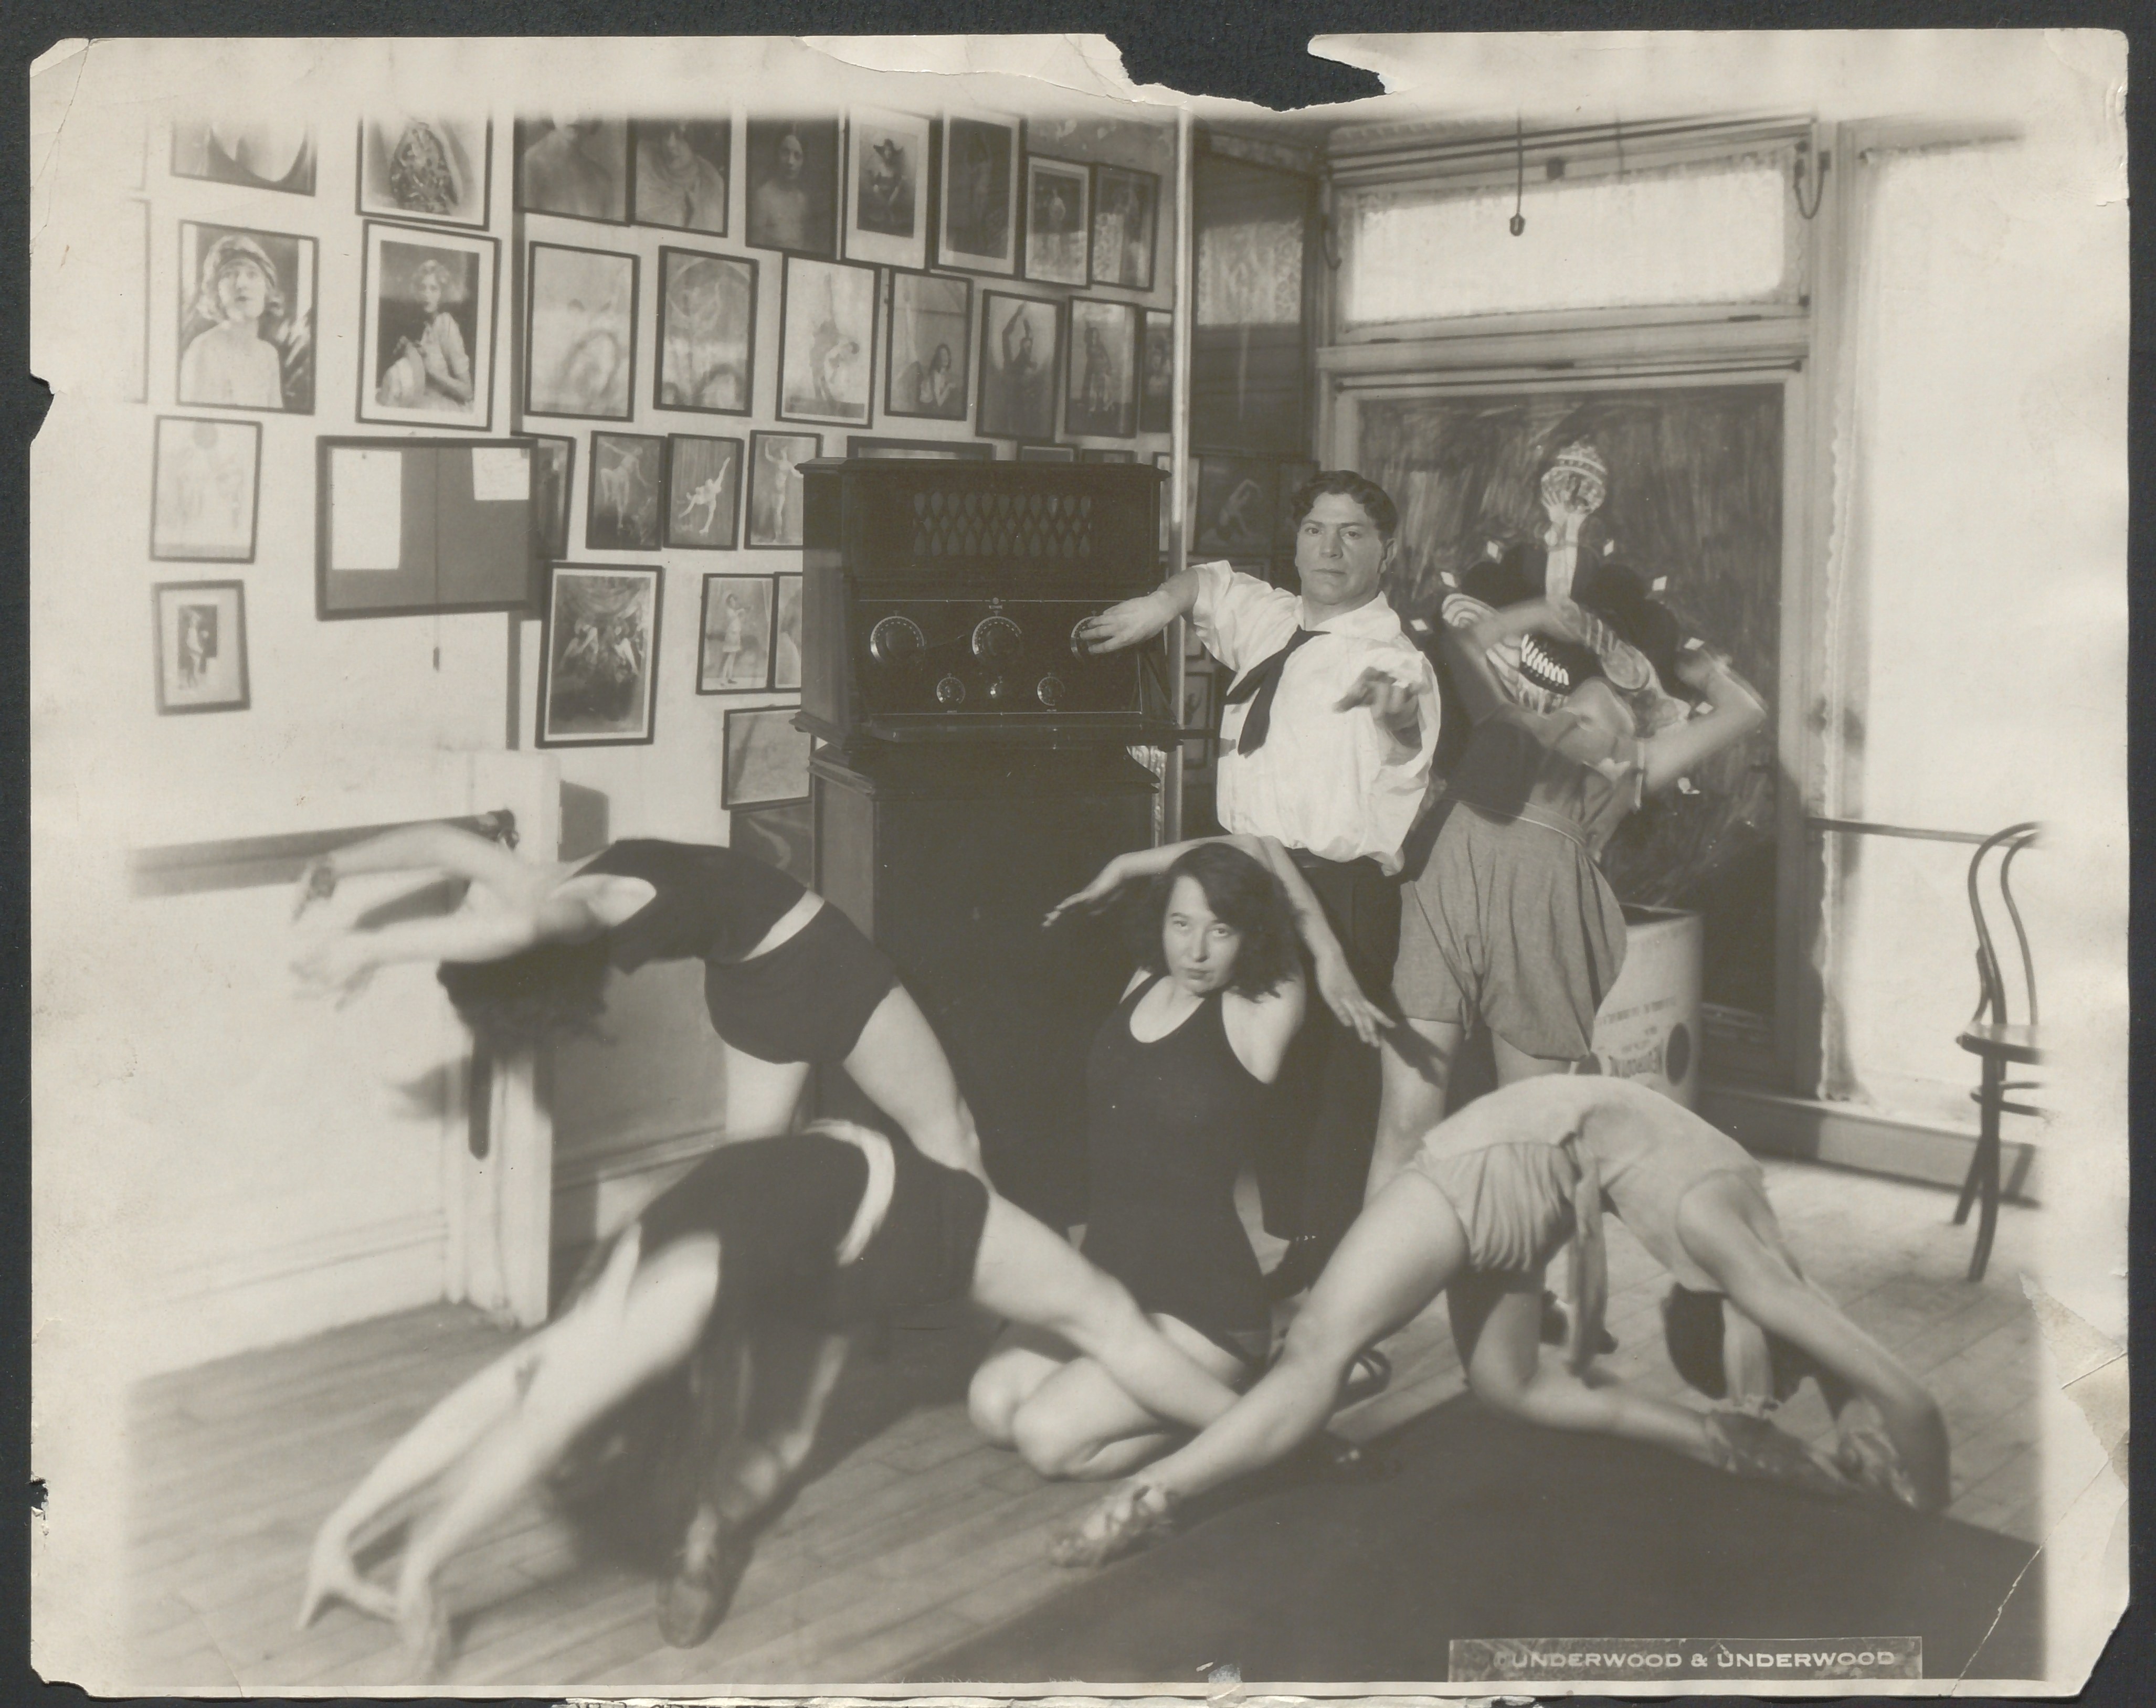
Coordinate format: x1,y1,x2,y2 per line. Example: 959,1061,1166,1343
1700,1082,2040,1205
551,1122,725,1252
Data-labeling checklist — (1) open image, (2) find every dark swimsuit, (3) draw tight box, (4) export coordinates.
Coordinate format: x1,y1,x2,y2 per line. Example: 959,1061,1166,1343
1079,974,1276,1365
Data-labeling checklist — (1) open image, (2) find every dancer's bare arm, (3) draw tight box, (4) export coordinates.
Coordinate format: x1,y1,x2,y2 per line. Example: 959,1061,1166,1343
294,824,534,919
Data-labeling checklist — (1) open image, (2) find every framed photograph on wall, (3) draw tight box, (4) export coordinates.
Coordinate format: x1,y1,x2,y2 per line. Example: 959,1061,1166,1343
1022,154,1091,285
152,580,249,715
586,432,665,551
938,108,1021,277
1065,298,1139,438
722,705,813,809
1017,442,1075,463
1180,665,1216,773
1276,458,1319,551
847,436,994,461
357,222,498,430
632,119,732,235
150,416,260,563
778,255,877,428
665,433,744,550
1090,163,1160,291
176,221,317,415
746,430,821,548
697,573,774,692
1194,454,1278,557
885,271,972,423
730,797,812,884
1140,310,1174,434
515,117,629,222
1155,449,1176,556
357,114,490,228
172,118,315,195
525,241,638,421
843,107,931,270
976,290,1060,440
773,572,802,691
537,563,662,748
529,434,576,560
654,247,756,415
744,117,841,257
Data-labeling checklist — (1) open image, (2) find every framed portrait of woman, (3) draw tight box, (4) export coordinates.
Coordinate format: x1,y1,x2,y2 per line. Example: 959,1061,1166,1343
744,118,841,257
937,108,1022,277
150,417,261,563
537,563,662,748
357,114,490,229
1064,298,1139,439
842,106,931,271
884,271,973,423
696,573,774,693
976,290,1060,441
1089,163,1160,292
585,432,665,552
524,241,638,422
152,580,250,716
777,255,877,429
631,119,732,235
654,247,756,416
721,705,812,809
746,430,821,549
357,222,498,431
664,434,744,551
176,221,317,415
1022,155,1090,287
514,117,630,224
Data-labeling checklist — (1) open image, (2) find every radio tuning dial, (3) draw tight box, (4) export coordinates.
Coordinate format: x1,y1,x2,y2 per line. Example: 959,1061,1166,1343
1069,617,1098,660
934,674,966,707
1036,674,1066,710
971,614,1023,664
869,614,926,667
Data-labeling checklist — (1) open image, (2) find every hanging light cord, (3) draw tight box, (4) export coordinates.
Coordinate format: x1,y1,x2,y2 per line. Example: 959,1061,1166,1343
1509,115,1527,236
1793,139,1830,219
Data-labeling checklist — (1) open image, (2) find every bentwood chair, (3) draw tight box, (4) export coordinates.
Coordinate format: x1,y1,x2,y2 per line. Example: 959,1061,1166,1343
1952,822,2043,1282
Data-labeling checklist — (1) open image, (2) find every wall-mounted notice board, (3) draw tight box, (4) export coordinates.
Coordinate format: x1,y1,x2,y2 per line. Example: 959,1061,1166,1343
316,437,538,619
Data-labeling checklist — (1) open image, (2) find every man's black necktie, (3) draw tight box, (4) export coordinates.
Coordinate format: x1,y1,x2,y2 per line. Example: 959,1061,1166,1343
1223,627,1320,755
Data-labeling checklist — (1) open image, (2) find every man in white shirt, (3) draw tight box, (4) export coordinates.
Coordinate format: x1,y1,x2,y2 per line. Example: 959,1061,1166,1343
1079,472,1441,1303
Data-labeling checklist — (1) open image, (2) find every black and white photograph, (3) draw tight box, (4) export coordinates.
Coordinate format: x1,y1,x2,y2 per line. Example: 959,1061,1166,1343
843,105,931,270
773,572,803,692
745,429,819,548
150,416,260,563
1179,662,1214,772
528,433,576,561
150,579,250,714
744,116,841,257
632,118,732,235
515,115,630,222
720,703,813,808
664,433,743,551
696,572,773,693
885,271,973,422
1139,309,1172,434
1089,162,1159,291
176,221,316,414
1192,452,1277,556
976,289,1060,440
584,431,665,551
172,114,315,194
357,223,498,430
357,113,491,228
1064,298,1138,438
938,106,1022,275
654,246,756,415
778,254,876,427
1022,152,1091,285
536,561,661,746
524,241,638,421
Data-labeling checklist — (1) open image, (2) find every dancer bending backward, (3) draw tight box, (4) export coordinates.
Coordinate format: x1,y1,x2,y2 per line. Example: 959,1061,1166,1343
970,838,1390,1481
1053,1075,1953,1565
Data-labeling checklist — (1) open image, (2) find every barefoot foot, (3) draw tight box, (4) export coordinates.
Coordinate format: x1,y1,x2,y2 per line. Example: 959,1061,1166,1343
297,1533,396,1628
657,1502,748,1648
1048,1480,1176,1568
395,1581,455,1683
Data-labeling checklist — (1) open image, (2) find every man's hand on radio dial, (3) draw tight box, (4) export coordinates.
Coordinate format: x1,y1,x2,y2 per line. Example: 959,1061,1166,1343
1076,591,1174,655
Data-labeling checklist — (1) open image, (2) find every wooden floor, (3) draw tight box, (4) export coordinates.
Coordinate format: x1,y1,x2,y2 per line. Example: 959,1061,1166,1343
124,1159,2045,1691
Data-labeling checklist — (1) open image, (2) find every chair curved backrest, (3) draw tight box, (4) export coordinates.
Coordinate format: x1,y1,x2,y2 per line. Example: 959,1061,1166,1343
1967,822,2042,1030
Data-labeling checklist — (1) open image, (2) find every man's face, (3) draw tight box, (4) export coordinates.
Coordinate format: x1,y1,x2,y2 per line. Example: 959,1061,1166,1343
1294,491,1393,612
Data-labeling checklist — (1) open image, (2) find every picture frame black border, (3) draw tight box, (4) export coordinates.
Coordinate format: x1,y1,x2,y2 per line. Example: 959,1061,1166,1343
171,122,317,197
1139,308,1174,436
934,107,1023,279
1016,441,1074,463
1180,663,1216,772
1087,161,1162,293
149,415,262,565
1191,451,1282,559
745,430,824,549
720,703,813,809
846,435,995,461
1020,152,1092,288
354,116,493,232
975,288,1063,442
513,118,635,227
152,579,251,715
664,432,747,551
314,434,543,621
523,240,641,423
772,571,804,694
742,115,847,261
355,219,501,434
535,560,665,750
776,253,881,430
585,431,670,553
629,118,734,238
527,432,577,563
882,268,975,425
842,104,934,274
175,220,321,418
1064,296,1142,440
696,571,778,695
652,245,759,418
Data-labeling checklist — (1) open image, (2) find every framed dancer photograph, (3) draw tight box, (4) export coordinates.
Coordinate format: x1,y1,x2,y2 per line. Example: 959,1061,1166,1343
527,433,576,561
721,704,812,809
746,430,820,549
524,241,638,422
514,115,629,222
1064,298,1139,439
632,119,732,235
773,572,802,691
1193,453,1278,557
357,222,498,431
744,116,841,257
1022,154,1090,286
885,271,973,423
176,221,316,415
1139,310,1174,434
777,254,876,428
356,113,490,229
937,107,1022,277
1089,162,1159,291
585,432,665,552
696,573,774,693
150,416,261,563
843,106,931,270
537,562,662,748
151,580,249,715
664,434,744,550
654,246,756,416
172,115,315,195
976,290,1060,441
